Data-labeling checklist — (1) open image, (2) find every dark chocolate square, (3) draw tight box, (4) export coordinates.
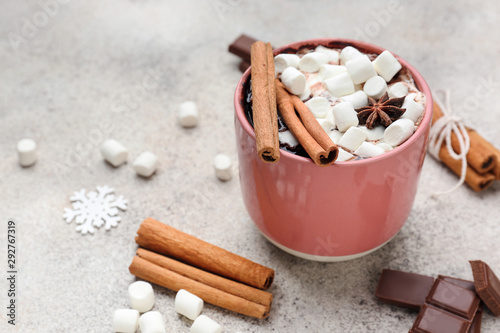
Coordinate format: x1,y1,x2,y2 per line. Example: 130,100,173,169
412,304,471,333
426,279,480,320
470,260,500,316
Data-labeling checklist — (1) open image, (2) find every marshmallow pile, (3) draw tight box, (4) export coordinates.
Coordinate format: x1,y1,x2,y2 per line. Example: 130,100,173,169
114,282,222,333
274,45,426,161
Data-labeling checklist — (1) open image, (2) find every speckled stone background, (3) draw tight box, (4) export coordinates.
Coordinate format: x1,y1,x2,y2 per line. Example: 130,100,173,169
1,1,499,332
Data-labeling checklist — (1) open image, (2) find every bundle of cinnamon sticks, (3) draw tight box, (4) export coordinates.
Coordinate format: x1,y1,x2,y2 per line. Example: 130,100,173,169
129,218,274,319
433,102,500,191
250,41,338,166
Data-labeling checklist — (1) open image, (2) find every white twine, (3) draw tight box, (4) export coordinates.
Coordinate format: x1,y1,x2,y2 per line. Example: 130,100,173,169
428,89,470,196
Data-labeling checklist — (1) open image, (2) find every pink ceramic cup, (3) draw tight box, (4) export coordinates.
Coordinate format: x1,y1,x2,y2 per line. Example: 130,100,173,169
234,38,432,261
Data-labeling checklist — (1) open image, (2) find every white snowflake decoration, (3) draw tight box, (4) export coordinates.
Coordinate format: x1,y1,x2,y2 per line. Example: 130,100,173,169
63,185,128,235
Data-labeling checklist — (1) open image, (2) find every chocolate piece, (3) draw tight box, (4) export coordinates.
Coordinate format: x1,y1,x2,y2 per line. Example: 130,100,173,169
468,305,483,333
438,275,476,292
412,304,471,333
470,260,500,316
426,279,480,320
375,269,435,310
229,35,259,63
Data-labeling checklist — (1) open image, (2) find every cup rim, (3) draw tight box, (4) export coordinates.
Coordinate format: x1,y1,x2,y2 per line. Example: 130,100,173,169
234,38,433,166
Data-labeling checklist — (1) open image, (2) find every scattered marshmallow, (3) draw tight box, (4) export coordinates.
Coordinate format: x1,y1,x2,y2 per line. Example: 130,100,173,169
373,50,402,82
281,67,306,95
384,118,415,146
129,281,155,313
338,126,367,152
401,93,425,123
298,52,329,72
16,138,37,167
328,130,343,144
175,289,204,321
279,130,299,147
341,91,369,109
101,139,128,167
359,125,385,141
315,45,340,64
298,85,311,101
133,152,158,178
113,309,140,333
319,64,346,80
332,102,359,132
178,101,199,128
274,54,300,73
363,75,388,99
337,147,354,162
190,315,222,333
317,118,335,133
139,311,166,333
340,46,363,65
213,154,232,181
323,72,355,97
376,142,394,151
388,82,409,98
305,96,330,118
345,55,377,84
354,142,385,158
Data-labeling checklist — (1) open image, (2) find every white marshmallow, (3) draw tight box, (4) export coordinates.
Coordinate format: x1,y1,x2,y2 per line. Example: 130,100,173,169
175,289,204,320
139,311,166,333
305,97,330,118
341,91,369,109
190,315,222,333
345,55,377,84
298,85,311,101
359,125,385,141
388,82,409,98
363,75,388,99
16,138,37,167
354,142,385,158
281,67,306,95
319,64,347,80
337,147,354,162
274,54,300,73
129,281,155,313
328,130,343,144
101,139,128,167
213,154,232,181
376,142,394,151
315,45,340,64
384,118,415,146
323,72,355,97
338,126,367,152
332,102,359,132
113,309,140,333
178,101,199,128
401,93,425,123
373,50,402,82
298,52,329,72
279,130,299,147
133,152,158,178
340,46,363,65
317,118,335,133
325,109,336,128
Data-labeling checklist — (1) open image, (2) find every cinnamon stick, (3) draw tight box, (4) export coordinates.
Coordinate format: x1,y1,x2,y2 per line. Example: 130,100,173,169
467,129,500,180
433,101,497,174
250,41,279,163
129,256,270,319
438,144,496,192
275,79,338,166
135,218,275,290
137,248,272,307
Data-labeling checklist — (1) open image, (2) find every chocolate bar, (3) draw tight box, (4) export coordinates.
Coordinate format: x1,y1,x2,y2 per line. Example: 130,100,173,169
411,304,471,333
426,279,480,320
375,269,435,310
468,305,483,333
229,35,274,73
470,260,500,316
438,275,476,292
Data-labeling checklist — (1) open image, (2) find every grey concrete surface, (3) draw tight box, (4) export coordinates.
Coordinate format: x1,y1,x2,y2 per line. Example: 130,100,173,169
0,0,499,332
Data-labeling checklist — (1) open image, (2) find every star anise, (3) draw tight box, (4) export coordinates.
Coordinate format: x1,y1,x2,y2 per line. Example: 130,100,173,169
355,92,406,129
